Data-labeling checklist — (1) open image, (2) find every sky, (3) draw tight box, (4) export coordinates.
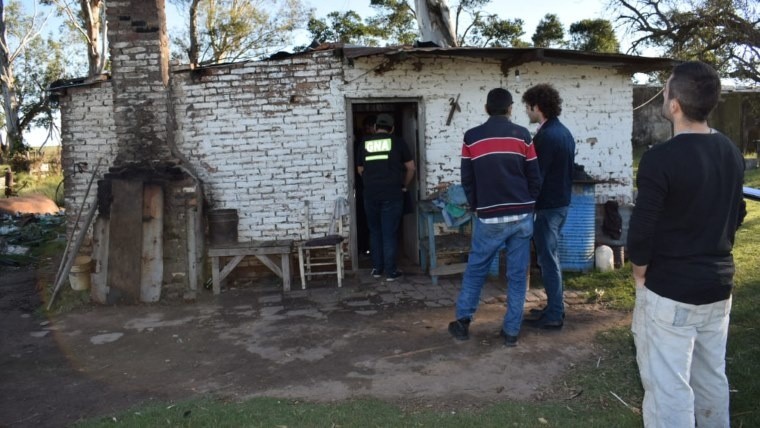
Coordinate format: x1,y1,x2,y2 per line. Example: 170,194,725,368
165,0,621,52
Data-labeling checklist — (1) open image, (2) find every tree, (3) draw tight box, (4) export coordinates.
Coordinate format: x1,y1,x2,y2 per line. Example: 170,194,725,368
367,0,417,45
172,0,308,65
359,0,528,47
613,0,759,83
42,0,106,78
532,13,564,48
451,0,487,45
471,15,525,47
0,0,63,163
307,11,384,46
569,18,620,52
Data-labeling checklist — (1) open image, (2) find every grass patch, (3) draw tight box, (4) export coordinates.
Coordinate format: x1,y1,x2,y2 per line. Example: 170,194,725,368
744,165,760,188
565,265,635,310
76,396,643,428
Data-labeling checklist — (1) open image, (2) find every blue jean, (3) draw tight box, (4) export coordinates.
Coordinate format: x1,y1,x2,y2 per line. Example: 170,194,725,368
455,215,533,336
364,197,403,275
533,207,568,322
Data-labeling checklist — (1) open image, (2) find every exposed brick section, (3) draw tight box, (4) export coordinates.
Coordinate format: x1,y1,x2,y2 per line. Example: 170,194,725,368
105,0,172,165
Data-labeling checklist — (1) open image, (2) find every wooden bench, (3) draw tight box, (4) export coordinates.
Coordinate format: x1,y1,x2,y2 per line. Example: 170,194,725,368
208,240,294,294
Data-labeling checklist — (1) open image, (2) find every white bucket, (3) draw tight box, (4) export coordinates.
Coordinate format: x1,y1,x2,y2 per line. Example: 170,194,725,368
595,245,615,272
69,256,92,291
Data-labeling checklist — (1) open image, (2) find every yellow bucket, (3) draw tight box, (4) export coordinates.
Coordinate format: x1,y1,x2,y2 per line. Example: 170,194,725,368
69,256,92,291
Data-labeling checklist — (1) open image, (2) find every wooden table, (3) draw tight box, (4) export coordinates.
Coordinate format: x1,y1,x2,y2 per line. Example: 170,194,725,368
208,240,294,294
418,200,472,285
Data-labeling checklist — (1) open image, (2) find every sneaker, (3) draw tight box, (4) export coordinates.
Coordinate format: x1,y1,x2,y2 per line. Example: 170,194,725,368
499,329,518,347
370,269,383,279
524,316,564,330
448,318,471,340
525,306,565,322
385,271,403,282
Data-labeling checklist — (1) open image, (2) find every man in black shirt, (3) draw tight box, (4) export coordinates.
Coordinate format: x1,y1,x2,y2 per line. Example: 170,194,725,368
627,61,746,427
357,114,415,282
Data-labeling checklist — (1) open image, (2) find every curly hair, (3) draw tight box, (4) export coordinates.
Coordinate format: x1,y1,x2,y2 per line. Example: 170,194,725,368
521,84,562,119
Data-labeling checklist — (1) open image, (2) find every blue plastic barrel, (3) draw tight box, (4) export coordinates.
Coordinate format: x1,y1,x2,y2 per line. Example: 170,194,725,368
558,184,595,272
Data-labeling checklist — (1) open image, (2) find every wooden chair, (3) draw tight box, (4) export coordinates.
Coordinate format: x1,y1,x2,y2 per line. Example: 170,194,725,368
297,200,347,289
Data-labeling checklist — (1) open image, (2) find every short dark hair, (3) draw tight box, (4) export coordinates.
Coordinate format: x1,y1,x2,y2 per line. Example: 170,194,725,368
668,61,721,122
521,84,562,119
486,88,513,116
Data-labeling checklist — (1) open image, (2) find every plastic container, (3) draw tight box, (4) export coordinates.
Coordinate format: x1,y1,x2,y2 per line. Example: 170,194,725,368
558,184,596,272
69,256,92,291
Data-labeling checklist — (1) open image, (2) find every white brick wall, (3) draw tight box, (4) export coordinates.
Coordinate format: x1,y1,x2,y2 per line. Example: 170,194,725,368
343,57,635,204
60,50,636,244
59,82,117,236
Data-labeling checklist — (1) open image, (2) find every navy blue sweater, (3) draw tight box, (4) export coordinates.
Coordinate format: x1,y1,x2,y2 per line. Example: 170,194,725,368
533,117,575,209
461,116,542,219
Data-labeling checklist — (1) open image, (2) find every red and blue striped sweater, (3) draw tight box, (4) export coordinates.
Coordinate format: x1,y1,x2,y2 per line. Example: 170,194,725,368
461,116,542,219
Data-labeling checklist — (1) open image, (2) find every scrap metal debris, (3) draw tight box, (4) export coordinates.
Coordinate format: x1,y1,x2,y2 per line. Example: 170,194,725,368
0,213,65,267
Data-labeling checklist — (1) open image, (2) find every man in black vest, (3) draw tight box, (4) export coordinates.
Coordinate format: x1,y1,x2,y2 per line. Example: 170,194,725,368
356,114,415,282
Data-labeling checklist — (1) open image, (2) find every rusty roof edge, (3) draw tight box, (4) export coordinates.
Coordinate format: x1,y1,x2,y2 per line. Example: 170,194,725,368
343,46,678,73
48,74,111,92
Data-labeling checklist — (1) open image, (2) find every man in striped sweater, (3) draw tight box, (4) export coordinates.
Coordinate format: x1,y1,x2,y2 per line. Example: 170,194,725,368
448,88,542,347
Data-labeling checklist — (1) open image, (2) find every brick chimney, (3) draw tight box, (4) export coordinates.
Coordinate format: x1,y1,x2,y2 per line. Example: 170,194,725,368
91,0,204,304
107,0,172,165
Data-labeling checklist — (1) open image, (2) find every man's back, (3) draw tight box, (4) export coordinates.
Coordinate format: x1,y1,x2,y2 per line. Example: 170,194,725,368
628,132,745,304
461,116,541,219
534,118,575,209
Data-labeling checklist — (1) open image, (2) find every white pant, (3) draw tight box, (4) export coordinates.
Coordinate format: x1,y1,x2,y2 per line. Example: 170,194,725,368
632,287,732,428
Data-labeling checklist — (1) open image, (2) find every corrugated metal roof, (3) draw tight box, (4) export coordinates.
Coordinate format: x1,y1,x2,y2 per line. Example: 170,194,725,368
49,44,678,91
339,45,678,73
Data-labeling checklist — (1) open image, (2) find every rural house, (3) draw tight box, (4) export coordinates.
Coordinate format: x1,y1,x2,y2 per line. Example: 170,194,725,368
51,0,675,303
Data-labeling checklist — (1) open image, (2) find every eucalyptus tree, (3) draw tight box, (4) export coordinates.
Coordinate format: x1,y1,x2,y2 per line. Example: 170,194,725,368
171,0,308,65
0,0,64,161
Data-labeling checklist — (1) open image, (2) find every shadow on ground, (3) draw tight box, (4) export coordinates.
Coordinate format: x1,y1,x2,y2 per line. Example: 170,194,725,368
0,269,628,427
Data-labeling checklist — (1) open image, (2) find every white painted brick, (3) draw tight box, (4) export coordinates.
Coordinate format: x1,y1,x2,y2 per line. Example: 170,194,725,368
62,52,636,242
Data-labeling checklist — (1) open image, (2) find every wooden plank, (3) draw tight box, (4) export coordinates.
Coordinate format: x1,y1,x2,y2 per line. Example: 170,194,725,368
107,179,143,304
207,242,292,257
211,256,220,295
186,206,198,293
255,254,282,277
208,239,293,251
140,185,163,303
281,253,291,292
219,255,244,282
90,217,110,304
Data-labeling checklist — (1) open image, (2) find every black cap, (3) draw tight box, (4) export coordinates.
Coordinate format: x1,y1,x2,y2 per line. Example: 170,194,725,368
376,113,394,128
486,88,513,114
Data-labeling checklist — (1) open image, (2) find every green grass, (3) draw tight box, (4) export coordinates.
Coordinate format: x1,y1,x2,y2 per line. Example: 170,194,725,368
76,396,643,428
744,165,760,188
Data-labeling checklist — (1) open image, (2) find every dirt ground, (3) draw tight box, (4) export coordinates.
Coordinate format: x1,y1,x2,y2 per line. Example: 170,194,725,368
0,267,628,427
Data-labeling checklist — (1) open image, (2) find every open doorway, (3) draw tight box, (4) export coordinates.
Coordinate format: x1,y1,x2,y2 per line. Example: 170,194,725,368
348,100,422,274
